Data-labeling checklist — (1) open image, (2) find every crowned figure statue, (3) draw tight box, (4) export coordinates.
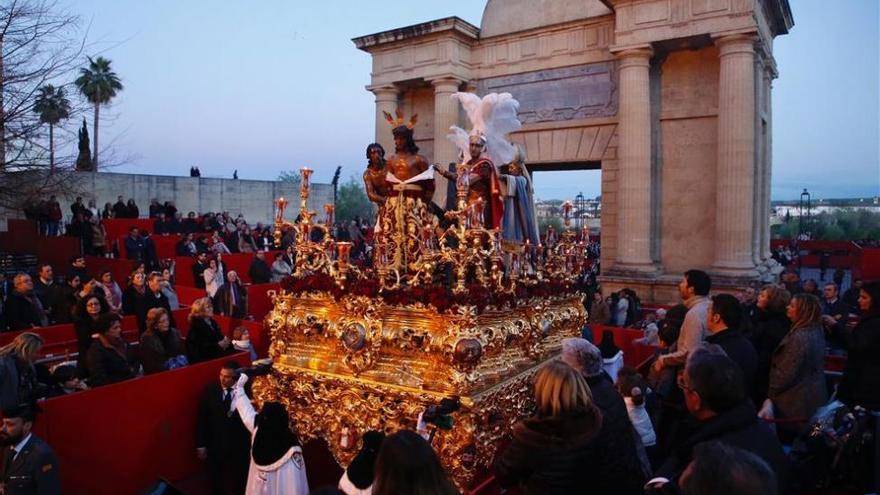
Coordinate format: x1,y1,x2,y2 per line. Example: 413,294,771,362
370,111,436,273
499,144,540,250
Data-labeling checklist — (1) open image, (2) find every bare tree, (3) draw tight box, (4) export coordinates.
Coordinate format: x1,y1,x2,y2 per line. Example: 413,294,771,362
0,0,86,210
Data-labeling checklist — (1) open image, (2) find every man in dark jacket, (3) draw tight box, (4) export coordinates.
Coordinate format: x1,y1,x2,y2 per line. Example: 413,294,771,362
214,271,246,318
705,294,758,397
196,361,250,495
124,228,146,263
32,265,59,324
657,348,788,492
4,275,47,331
0,404,61,495
175,233,198,257
248,252,272,285
111,196,127,219
192,253,209,290
136,273,175,333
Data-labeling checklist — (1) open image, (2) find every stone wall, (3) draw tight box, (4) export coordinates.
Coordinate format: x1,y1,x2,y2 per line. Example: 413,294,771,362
1,172,333,228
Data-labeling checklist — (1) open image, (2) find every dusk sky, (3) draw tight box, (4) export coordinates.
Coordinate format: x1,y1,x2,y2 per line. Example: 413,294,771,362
61,0,878,201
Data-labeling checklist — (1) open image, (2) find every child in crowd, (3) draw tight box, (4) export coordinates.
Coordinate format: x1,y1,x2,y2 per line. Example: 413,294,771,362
48,364,89,397
617,367,658,466
232,327,258,361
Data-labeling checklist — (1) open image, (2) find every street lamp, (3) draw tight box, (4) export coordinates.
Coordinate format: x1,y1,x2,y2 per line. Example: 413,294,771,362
799,188,811,240
574,192,585,228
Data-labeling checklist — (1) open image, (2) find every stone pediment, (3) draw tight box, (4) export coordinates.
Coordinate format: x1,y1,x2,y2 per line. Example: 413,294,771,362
480,0,613,38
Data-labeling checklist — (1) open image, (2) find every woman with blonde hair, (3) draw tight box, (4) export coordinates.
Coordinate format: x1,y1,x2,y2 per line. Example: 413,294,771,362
494,360,603,494
750,284,792,403
186,297,231,363
760,293,827,441
0,333,46,409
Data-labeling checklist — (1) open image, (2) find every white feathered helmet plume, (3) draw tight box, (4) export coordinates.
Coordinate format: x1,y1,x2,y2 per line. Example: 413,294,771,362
447,92,522,167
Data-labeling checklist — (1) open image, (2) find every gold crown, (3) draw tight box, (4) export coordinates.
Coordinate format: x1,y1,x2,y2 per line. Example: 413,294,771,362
383,109,418,129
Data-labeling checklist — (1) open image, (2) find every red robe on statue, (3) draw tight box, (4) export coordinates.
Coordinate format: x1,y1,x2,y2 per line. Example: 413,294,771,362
469,157,504,231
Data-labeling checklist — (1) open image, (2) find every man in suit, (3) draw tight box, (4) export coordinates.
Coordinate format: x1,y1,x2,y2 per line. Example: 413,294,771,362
0,404,60,494
196,361,250,495
192,253,209,290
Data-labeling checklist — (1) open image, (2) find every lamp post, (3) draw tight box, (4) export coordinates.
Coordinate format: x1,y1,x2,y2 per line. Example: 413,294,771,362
799,188,811,240
574,192,585,229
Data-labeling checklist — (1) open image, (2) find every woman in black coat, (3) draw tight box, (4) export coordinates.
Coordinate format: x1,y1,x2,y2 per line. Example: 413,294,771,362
72,295,109,374
494,361,603,495
837,281,880,410
185,297,231,364
87,313,135,386
750,284,792,403
140,308,186,374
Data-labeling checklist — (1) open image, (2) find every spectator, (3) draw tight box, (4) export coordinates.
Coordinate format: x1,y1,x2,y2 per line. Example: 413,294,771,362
215,271,246,318
760,293,827,440
160,267,180,310
70,196,87,217
705,294,758,397
613,290,629,327
249,252,272,285
196,361,251,495
87,199,99,219
164,201,178,220
634,309,664,346
231,327,257,361
493,360,604,494
204,258,224,299
86,313,135,386
232,374,309,494
616,367,657,465
125,227,146,263
679,442,777,495
238,227,257,253
46,195,62,236
4,274,48,331
153,213,173,235
192,252,210,290
182,211,200,234
186,297,232,364
101,202,113,220
0,403,61,494
122,271,148,321
589,291,610,325
89,216,108,256
211,231,232,254
801,278,819,298
750,285,791,404
73,295,109,375
112,195,127,219
820,282,849,342
47,364,88,397
339,430,384,495
653,270,711,373
140,308,187,375
375,430,456,495
836,281,880,410
148,198,163,219
33,264,59,320
271,252,292,282
740,286,758,324
132,272,176,333
96,270,123,313
125,198,140,218
655,348,788,491
0,333,46,409
176,233,198,256
560,338,646,494
254,226,273,251
68,255,89,283
842,278,863,312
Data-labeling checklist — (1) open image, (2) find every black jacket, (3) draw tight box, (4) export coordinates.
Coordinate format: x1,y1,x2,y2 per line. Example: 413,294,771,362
249,258,272,285
196,382,251,462
86,339,135,387
706,328,758,398
73,315,101,372
192,261,208,290
214,282,246,318
186,318,228,364
750,309,790,403
657,402,789,491
3,293,44,331
1,434,61,495
494,408,602,495
122,288,174,333
837,313,880,410
139,328,185,375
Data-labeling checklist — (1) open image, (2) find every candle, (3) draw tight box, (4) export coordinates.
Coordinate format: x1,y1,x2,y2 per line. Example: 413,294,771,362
324,204,335,226
301,167,313,189
337,242,352,271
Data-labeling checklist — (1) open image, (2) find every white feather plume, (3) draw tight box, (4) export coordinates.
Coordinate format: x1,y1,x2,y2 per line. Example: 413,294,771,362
447,92,522,166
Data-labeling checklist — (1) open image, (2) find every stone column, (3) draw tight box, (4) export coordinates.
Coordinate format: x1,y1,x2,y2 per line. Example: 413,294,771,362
613,47,655,271
761,65,776,262
370,85,400,157
431,77,464,207
712,34,758,276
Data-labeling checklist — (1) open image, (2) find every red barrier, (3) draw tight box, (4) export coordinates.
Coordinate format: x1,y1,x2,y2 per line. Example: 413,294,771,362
176,285,206,307
855,248,880,281
0,220,82,269
590,324,657,370
246,282,281,321
34,352,250,494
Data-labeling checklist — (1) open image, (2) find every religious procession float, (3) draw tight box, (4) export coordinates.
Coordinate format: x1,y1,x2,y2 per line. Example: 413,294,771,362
253,93,592,489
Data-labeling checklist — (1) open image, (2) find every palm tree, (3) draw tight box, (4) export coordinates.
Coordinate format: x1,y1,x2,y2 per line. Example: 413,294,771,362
74,56,123,169
33,85,72,173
